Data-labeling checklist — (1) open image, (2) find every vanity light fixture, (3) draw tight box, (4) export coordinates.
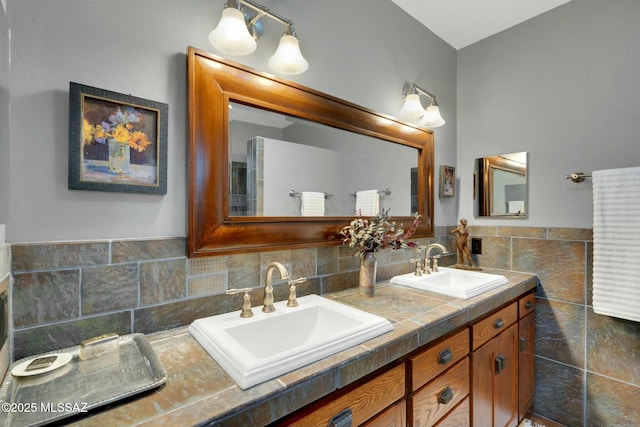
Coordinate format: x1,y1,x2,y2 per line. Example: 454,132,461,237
209,0,309,75
399,84,446,128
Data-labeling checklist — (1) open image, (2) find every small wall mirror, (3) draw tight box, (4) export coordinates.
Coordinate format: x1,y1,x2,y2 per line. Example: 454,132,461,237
474,151,527,218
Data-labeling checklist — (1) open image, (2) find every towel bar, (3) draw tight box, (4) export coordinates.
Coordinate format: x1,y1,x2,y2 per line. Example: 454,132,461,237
566,172,592,183
348,188,392,197
289,190,333,199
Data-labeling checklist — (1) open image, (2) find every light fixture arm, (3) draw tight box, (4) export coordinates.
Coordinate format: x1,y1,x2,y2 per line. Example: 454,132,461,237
227,0,297,37
406,83,439,106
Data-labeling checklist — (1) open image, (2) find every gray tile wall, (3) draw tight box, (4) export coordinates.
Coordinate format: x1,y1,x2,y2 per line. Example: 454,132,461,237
10,225,638,426
9,231,452,361
468,225,640,427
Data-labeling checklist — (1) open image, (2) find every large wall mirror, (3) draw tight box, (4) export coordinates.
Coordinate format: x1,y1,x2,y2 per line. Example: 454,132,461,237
188,47,434,256
474,151,527,218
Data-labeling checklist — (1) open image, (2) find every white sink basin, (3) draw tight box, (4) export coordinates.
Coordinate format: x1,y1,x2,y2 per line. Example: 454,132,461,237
390,267,509,299
188,294,393,389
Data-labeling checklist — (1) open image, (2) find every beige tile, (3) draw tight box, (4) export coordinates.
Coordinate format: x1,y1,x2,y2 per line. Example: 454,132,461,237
498,226,547,238
586,373,640,426
188,255,227,277
513,238,585,304
587,308,640,386
466,225,497,236
472,236,511,270
548,227,593,241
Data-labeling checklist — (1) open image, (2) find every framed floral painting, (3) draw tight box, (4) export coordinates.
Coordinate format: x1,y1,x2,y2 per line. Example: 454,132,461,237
439,165,455,198
68,82,168,194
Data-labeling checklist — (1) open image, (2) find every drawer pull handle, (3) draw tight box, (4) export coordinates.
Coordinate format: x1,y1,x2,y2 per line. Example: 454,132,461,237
439,386,454,405
438,348,453,365
520,336,527,351
328,408,352,427
495,354,506,375
525,301,533,310
494,318,504,329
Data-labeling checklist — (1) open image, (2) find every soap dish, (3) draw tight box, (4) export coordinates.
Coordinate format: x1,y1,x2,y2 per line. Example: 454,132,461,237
11,353,72,377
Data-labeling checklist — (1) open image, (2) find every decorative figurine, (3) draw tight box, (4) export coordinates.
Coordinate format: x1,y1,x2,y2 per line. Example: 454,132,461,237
450,218,479,270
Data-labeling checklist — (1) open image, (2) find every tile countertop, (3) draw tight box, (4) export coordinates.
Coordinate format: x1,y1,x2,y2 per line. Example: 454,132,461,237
71,269,537,427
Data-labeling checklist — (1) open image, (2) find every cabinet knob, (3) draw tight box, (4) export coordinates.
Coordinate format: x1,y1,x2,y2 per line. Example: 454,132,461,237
525,300,533,310
439,386,454,405
494,318,504,329
438,348,453,365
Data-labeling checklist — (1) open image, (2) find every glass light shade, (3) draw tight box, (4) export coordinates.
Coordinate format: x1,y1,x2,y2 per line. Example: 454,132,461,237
419,105,446,128
209,7,257,56
399,94,426,118
268,34,309,75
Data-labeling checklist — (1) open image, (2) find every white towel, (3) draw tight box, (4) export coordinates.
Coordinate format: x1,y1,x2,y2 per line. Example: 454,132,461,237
355,190,380,216
508,200,525,214
300,191,325,216
592,166,640,322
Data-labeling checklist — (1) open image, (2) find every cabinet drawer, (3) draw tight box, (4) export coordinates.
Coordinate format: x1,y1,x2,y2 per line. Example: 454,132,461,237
283,363,405,427
361,399,406,427
519,293,536,318
472,302,518,350
408,328,469,391
408,357,470,427
434,396,470,427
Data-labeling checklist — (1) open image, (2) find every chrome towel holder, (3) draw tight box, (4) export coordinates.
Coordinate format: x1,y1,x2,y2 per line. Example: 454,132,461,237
566,172,592,183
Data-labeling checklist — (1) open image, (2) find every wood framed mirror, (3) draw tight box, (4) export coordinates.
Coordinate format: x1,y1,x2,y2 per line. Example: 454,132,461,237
187,47,434,257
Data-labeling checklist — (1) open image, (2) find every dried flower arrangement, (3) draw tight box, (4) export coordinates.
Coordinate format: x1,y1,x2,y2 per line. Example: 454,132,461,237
340,210,422,256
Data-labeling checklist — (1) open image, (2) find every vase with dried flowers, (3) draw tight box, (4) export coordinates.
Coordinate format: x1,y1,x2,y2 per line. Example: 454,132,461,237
340,210,422,297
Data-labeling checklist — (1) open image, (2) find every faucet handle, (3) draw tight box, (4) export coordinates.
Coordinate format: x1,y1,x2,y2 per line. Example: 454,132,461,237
431,255,441,272
226,288,254,318
286,277,306,307
410,259,423,276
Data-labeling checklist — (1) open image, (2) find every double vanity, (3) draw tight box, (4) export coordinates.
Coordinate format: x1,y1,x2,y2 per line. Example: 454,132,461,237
71,267,537,426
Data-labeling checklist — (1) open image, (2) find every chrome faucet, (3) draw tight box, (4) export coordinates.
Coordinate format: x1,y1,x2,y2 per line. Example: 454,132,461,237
262,262,290,313
424,243,449,273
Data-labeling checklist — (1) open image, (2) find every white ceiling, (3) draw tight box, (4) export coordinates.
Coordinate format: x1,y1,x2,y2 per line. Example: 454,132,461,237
390,0,571,49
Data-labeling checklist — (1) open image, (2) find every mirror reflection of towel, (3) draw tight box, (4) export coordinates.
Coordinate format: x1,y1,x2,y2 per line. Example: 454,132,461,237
301,192,325,216
508,201,525,214
355,190,380,216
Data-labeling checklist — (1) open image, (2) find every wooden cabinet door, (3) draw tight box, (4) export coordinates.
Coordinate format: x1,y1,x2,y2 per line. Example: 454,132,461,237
518,311,535,419
472,323,518,427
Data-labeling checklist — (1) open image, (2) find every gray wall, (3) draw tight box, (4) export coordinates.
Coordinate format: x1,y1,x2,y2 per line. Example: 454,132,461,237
458,0,640,228
0,2,8,227
4,0,457,243
458,1,640,425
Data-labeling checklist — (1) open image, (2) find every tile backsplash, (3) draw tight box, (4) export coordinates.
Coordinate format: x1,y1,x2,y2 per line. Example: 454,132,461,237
466,224,640,426
8,224,640,425
9,230,452,360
